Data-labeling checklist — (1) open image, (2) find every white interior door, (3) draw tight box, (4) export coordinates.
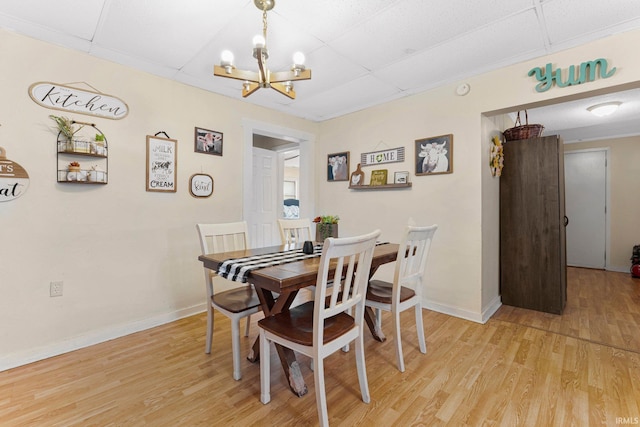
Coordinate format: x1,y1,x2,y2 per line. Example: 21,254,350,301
249,147,278,248
564,149,607,268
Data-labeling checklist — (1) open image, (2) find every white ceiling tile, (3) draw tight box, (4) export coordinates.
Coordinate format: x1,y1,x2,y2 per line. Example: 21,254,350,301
329,0,535,70
93,0,249,68
0,0,104,40
0,13,93,52
374,10,545,91
90,44,179,79
543,0,640,45
296,46,368,96
291,75,401,120
273,0,398,42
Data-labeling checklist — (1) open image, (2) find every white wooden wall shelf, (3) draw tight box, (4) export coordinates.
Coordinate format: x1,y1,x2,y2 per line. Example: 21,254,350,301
348,183,412,190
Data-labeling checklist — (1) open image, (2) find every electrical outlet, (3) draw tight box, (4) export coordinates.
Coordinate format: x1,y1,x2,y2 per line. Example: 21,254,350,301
50,281,63,297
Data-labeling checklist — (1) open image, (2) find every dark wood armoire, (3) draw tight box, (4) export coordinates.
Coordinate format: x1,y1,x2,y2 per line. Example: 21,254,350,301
500,135,567,314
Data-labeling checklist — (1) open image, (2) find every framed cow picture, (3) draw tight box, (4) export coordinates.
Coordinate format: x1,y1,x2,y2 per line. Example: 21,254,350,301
146,135,177,192
327,151,350,182
415,134,453,176
194,127,223,156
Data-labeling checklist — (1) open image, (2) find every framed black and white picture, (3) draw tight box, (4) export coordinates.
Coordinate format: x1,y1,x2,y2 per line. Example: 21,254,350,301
415,134,453,176
146,135,177,192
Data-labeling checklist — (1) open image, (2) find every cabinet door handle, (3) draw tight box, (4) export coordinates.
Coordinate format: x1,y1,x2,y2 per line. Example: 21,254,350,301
564,216,569,226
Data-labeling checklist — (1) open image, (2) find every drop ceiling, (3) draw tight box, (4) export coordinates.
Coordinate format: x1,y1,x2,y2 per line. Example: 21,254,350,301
1,0,640,141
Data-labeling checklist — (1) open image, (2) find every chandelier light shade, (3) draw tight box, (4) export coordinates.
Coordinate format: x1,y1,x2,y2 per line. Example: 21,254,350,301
213,0,311,99
587,101,622,117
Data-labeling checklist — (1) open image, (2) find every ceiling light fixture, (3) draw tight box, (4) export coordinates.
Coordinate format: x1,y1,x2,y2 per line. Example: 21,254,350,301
587,101,622,117
213,0,311,99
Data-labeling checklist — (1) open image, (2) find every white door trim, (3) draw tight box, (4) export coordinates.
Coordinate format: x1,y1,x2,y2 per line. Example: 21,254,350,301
242,119,316,243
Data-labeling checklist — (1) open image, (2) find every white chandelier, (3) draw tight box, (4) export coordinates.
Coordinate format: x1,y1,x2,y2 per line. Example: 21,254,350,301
213,0,311,99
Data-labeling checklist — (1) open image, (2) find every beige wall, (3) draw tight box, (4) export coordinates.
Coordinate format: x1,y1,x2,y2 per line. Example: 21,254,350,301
3,26,640,370
315,30,640,322
0,30,318,370
565,136,640,270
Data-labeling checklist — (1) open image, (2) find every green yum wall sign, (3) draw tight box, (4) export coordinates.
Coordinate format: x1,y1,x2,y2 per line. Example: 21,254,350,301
528,58,616,92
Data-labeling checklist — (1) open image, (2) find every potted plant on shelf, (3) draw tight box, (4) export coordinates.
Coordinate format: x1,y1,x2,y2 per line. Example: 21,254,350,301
49,115,84,152
66,161,82,181
67,161,81,172
313,215,339,243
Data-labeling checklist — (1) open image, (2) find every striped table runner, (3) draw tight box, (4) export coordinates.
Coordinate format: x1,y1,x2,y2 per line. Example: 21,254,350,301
218,241,390,283
217,245,323,283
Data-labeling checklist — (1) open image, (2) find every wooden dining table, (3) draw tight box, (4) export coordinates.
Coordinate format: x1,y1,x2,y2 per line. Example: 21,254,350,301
198,242,399,397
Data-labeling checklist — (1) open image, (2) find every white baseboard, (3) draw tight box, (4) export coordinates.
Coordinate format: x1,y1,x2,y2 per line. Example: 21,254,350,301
0,303,206,373
422,298,486,324
481,295,502,323
606,265,631,273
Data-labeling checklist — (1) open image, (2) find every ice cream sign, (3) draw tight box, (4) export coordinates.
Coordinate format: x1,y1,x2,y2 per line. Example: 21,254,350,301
0,147,29,202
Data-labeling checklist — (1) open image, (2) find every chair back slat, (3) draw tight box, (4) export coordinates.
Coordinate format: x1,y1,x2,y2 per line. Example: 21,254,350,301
197,222,249,255
314,230,380,345
394,225,438,301
278,218,313,246
196,222,250,299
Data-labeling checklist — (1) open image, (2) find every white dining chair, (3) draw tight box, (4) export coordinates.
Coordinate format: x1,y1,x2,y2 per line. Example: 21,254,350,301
258,229,381,427
365,224,437,372
278,218,313,246
196,221,261,380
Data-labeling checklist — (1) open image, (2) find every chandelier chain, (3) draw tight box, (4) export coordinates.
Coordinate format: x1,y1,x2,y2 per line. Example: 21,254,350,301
262,5,268,44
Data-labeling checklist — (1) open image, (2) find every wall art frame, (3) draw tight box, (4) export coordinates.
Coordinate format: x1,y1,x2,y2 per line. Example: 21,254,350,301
394,171,410,184
415,134,453,176
146,135,177,192
194,127,223,156
369,169,388,186
189,173,214,198
327,151,350,181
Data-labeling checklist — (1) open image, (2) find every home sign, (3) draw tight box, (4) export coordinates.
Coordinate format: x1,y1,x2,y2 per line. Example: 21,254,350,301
528,58,616,93
28,82,129,120
360,147,405,167
0,146,29,202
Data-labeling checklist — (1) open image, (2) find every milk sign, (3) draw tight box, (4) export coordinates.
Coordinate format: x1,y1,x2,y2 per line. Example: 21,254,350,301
0,147,29,202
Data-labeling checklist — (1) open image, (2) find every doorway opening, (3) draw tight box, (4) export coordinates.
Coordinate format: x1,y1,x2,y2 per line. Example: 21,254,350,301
241,119,315,249
486,85,640,351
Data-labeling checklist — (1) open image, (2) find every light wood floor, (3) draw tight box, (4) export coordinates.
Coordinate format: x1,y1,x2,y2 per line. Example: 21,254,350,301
494,267,640,354
1,268,639,426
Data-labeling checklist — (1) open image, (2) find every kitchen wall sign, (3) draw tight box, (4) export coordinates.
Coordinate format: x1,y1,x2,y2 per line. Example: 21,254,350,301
28,82,129,120
528,58,616,93
0,146,29,202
